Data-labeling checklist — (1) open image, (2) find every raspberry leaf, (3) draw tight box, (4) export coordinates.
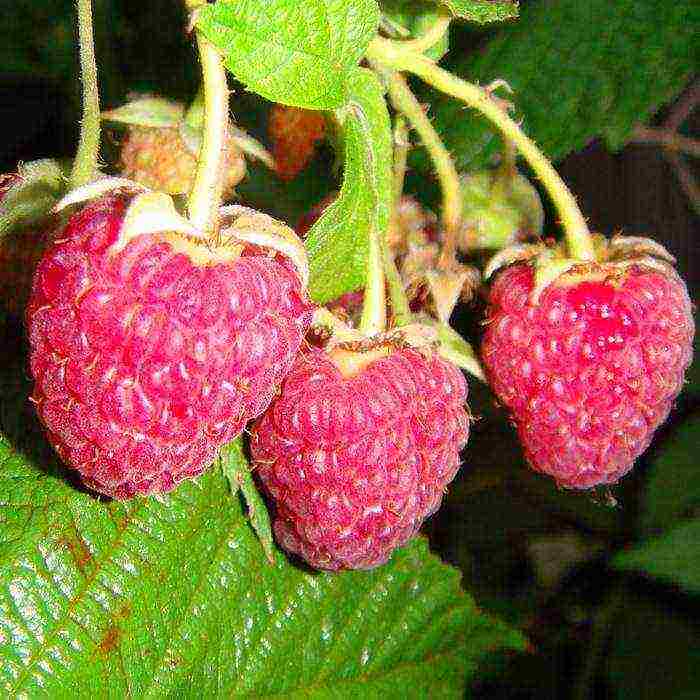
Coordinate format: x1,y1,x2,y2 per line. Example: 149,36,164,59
195,0,380,109
613,520,700,596
220,439,275,564
434,0,518,23
0,419,524,694
306,68,393,303
411,0,697,173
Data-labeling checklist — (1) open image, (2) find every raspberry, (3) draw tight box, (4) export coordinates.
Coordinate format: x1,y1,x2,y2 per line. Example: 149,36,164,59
268,105,326,181
482,262,694,489
120,126,245,197
26,192,312,499
251,345,470,570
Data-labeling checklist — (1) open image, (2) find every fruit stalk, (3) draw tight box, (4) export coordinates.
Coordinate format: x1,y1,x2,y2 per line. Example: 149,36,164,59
70,0,101,189
367,38,595,261
358,216,387,336
186,31,229,240
375,64,462,270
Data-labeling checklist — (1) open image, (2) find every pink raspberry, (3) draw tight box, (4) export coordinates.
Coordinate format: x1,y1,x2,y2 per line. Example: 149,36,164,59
251,345,470,570
482,262,694,489
26,193,312,499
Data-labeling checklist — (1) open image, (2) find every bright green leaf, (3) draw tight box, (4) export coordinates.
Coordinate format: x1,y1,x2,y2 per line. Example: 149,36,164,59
613,520,700,595
0,345,524,696
195,0,380,109
306,68,393,303
414,0,698,173
437,0,518,23
642,414,700,535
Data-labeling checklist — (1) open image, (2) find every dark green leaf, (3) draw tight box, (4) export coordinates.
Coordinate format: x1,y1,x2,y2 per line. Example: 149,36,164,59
437,0,518,23
415,0,698,173
641,414,700,535
195,0,380,109
306,68,393,303
613,520,700,595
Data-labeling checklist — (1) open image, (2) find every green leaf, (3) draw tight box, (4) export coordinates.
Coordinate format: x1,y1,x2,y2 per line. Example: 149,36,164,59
0,350,524,696
220,439,275,564
415,0,698,173
380,1,450,60
101,97,185,128
613,520,700,595
641,414,700,535
436,0,518,23
306,68,393,303
0,159,68,236
195,0,380,109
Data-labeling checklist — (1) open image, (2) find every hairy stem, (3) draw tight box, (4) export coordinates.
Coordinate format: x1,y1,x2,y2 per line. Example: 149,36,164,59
398,12,451,54
367,38,595,261
392,115,410,203
187,33,229,240
375,64,462,270
358,223,387,336
70,0,101,189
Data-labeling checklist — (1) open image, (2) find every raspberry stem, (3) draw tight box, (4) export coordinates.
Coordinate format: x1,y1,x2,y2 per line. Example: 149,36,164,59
186,32,229,241
374,64,462,271
358,219,387,336
70,0,101,190
367,38,596,262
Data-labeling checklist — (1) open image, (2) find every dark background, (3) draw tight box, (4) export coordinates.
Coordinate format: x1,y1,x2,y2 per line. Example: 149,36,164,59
1,1,697,697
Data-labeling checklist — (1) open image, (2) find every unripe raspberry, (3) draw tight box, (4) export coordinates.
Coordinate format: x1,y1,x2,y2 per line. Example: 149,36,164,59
251,344,470,570
27,191,312,499
482,260,694,488
268,105,326,181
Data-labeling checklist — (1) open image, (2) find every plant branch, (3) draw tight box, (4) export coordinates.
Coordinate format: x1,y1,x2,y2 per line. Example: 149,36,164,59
630,126,700,158
70,0,101,189
367,38,595,261
187,33,229,240
398,13,451,54
374,63,462,270
358,222,387,336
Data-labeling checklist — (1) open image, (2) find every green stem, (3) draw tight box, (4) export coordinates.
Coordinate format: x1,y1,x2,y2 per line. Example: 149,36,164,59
367,38,595,261
375,64,462,270
397,13,451,54
392,115,409,203
358,223,387,336
70,0,101,189
187,33,229,240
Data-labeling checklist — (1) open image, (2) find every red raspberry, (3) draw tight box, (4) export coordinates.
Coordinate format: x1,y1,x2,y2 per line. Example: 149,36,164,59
251,345,470,570
268,105,326,181
26,193,312,499
482,262,694,489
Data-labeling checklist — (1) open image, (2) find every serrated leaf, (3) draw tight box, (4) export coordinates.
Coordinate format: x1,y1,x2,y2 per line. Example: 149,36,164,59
414,0,698,173
641,413,700,535
195,0,380,109
437,0,518,23
380,0,450,60
220,439,275,564
306,68,393,303
0,341,524,696
613,520,700,595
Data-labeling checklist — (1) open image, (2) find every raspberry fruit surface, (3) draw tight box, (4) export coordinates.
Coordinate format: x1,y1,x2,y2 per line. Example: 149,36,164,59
251,346,470,570
120,126,245,197
27,193,312,499
268,105,326,181
482,262,694,488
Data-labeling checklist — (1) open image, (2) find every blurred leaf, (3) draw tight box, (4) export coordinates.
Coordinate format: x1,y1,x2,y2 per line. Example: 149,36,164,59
380,1,450,60
607,590,700,700
306,68,393,303
195,0,380,109
613,520,700,595
436,0,518,23
641,413,700,535
415,0,698,173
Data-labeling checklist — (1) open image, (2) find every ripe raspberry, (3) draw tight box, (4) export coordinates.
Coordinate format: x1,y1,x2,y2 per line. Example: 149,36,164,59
27,192,312,499
251,345,470,570
268,105,326,181
120,126,245,197
482,262,694,489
